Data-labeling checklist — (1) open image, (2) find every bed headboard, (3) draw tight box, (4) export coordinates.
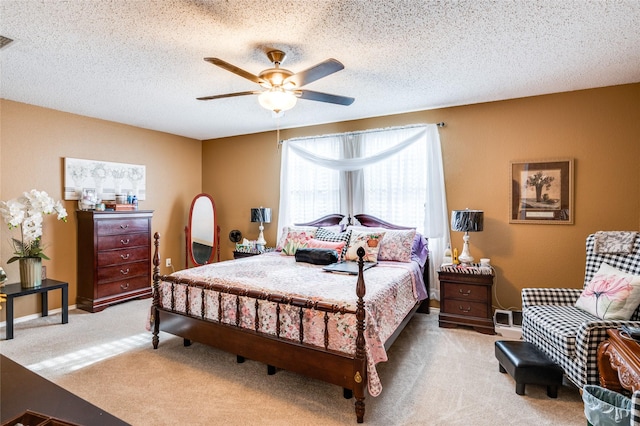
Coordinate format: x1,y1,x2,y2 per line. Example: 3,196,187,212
295,214,414,230
295,214,345,227
353,214,414,230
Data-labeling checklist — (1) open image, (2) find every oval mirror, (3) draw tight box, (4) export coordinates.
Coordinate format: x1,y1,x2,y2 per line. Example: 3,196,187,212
186,193,219,267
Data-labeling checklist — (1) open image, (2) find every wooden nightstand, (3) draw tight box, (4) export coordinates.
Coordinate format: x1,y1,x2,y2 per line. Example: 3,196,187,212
438,265,495,335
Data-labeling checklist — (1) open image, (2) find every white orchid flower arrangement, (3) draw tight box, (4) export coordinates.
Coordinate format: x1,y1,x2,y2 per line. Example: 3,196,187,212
0,190,68,263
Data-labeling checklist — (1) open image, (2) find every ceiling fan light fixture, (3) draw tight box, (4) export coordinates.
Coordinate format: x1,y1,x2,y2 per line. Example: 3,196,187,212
258,88,297,113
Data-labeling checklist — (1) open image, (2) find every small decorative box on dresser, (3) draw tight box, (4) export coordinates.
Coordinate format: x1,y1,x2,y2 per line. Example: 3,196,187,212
76,210,153,312
438,264,495,334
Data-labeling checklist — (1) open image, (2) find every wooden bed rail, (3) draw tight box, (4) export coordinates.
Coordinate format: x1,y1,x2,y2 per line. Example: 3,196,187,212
151,232,368,423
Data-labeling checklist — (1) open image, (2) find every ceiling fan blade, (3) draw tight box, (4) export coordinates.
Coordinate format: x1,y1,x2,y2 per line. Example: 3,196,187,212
204,58,264,85
285,59,344,88
197,91,260,101
297,90,355,106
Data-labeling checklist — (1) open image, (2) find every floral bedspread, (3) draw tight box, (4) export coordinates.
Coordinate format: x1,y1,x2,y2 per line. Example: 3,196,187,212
158,253,425,396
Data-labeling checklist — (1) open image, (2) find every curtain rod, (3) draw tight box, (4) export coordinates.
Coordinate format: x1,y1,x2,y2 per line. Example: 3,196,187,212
279,122,445,145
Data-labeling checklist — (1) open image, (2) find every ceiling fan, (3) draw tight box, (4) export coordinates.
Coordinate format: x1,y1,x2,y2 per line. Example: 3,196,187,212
197,50,355,113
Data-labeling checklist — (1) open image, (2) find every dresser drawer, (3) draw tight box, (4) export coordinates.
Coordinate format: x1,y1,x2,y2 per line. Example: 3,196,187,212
97,232,149,251
97,260,149,283
97,218,149,236
441,282,487,303
98,246,150,267
441,299,489,318
97,275,150,298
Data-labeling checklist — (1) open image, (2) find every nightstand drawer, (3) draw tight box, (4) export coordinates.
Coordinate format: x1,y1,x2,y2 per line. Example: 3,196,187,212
441,299,489,318
441,282,487,303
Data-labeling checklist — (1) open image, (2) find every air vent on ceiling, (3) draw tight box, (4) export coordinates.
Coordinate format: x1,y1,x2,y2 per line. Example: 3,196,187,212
0,35,15,49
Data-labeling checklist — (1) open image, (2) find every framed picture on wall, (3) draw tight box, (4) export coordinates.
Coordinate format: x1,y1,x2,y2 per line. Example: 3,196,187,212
510,158,574,224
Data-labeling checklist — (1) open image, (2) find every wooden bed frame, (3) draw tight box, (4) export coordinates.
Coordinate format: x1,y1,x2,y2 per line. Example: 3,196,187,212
151,214,429,423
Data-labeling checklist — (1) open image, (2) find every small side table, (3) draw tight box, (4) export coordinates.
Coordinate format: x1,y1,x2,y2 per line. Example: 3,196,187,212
2,279,69,340
438,265,495,335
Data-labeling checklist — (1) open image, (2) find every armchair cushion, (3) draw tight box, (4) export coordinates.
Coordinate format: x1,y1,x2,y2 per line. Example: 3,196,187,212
524,305,596,358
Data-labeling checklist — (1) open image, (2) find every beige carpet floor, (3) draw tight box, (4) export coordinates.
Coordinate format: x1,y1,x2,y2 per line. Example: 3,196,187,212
0,300,585,425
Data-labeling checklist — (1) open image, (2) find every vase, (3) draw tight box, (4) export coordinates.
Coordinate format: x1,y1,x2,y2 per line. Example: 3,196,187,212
19,257,42,288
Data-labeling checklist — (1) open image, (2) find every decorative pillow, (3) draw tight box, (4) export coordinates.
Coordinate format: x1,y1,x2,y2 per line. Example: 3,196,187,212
294,248,339,265
306,238,347,261
575,263,640,320
346,226,416,262
276,226,317,251
345,230,386,263
280,230,314,256
314,227,351,259
378,229,416,262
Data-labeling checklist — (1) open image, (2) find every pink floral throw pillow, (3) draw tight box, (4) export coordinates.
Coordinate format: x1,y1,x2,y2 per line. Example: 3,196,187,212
276,226,317,251
345,231,386,263
280,230,314,256
575,263,640,320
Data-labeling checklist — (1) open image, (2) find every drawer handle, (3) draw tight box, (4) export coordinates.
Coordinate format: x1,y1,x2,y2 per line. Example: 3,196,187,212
120,268,130,275
120,224,129,229
458,289,472,296
458,305,471,313
120,238,130,245
120,282,130,290
120,253,130,260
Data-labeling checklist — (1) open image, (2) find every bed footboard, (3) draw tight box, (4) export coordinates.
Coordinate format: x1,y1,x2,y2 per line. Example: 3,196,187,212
151,232,368,423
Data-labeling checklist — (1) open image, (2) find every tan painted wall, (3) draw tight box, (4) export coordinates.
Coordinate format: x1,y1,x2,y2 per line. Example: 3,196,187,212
1,100,202,320
203,83,640,310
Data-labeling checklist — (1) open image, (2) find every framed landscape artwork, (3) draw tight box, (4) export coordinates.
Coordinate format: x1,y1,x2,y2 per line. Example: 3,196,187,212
510,159,573,224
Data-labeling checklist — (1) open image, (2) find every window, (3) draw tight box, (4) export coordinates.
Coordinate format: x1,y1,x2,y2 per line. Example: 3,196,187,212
278,123,449,300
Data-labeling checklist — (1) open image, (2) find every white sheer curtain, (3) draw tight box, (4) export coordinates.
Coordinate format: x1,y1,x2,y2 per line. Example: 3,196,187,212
278,124,449,300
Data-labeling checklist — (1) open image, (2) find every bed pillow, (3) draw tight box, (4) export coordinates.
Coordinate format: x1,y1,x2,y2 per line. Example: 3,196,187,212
575,263,640,320
306,238,347,261
346,226,416,262
276,226,317,251
345,230,386,263
280,229,315,256
315,227,351,259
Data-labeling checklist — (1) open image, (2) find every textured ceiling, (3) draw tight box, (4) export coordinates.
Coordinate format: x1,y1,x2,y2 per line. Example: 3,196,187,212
1,1,639,141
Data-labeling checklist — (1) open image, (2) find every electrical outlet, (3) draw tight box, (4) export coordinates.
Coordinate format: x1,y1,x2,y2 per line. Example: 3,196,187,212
165,258,172,268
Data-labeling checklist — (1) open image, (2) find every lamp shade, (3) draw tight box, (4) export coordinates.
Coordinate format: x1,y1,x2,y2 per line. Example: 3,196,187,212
451,209,484,232
251,207,272,223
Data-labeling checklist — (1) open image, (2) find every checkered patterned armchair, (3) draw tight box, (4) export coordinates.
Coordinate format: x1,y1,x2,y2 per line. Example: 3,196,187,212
522,233,640,389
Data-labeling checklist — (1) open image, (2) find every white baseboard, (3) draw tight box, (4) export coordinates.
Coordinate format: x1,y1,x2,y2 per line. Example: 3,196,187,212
0,305,78,329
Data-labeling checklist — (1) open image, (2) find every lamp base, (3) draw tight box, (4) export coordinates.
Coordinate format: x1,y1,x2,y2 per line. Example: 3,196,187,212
256,224,267,247
459,232,474,265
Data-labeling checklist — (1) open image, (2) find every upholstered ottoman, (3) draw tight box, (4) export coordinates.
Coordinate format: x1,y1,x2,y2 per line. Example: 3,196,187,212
495,340,564,398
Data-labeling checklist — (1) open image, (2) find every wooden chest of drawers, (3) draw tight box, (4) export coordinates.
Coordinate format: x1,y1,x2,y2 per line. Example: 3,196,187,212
438,268,495,334
76,210,153,312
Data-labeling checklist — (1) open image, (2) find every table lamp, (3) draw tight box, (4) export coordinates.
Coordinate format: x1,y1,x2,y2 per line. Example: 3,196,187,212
251,207,271,247
451,209,484,265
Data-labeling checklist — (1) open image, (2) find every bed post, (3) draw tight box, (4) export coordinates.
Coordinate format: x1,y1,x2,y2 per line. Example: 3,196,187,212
354,247,367,423
152,232,161,349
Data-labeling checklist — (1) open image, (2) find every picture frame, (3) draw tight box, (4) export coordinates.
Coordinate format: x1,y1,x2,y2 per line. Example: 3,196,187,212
510,158,574,224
